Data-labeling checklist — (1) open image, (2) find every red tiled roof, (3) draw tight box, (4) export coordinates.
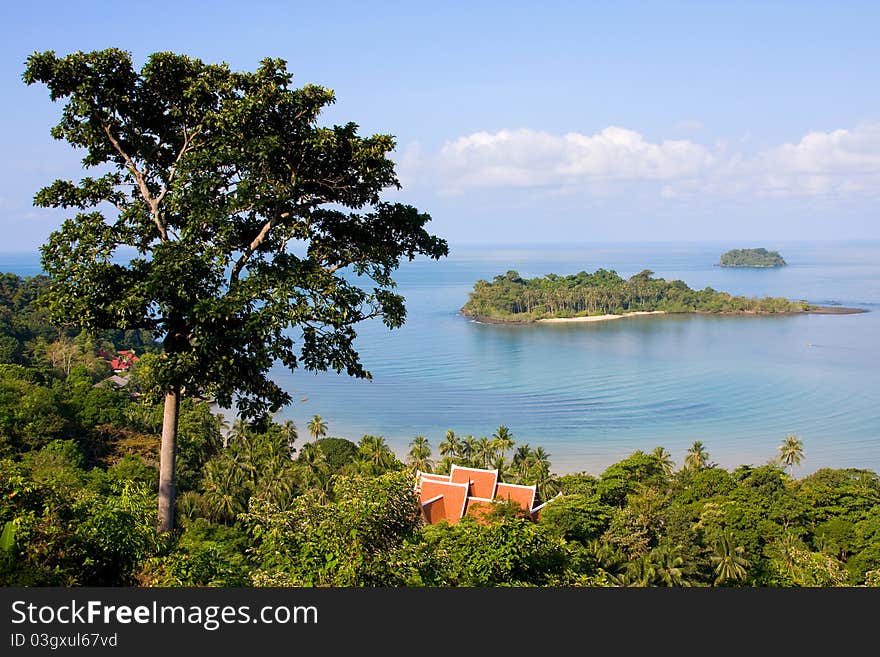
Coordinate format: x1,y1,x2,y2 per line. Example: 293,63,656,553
421,495,449,525
108,351,139,371
419,479,469,525
494,482,537,511
415,466,546,525
450,465,498,500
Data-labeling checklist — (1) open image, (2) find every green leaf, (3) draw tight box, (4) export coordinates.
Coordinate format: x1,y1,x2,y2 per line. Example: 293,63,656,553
0,521,16,552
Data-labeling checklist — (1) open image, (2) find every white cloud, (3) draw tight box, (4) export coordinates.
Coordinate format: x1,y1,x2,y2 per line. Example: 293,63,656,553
763,124,880,173
742,123,880,196
429,127,715,191
396,122,880,200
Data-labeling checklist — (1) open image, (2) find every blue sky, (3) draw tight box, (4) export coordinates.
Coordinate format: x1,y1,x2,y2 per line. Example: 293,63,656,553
2,1,879,251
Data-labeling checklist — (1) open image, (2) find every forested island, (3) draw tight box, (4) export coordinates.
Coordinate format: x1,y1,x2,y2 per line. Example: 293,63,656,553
461,268,814,323
1,272,879,587
719,248,787,267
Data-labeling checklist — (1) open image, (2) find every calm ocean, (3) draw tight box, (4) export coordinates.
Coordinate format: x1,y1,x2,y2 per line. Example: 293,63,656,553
4,240,879,477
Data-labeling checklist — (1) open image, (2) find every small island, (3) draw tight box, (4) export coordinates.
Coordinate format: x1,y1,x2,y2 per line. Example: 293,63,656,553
719,248,786,268
461,268,865,323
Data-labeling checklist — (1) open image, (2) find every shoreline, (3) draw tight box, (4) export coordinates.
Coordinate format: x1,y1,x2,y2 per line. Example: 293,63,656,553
803,305,868,315
537,310,668,323
463,305,867,325
715,264,786,268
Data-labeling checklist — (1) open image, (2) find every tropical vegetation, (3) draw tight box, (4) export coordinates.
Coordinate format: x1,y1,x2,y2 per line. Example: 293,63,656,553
719,248,787,267
1,274,878,587
23,48,448,535
4,46,876,590
461,268,808,322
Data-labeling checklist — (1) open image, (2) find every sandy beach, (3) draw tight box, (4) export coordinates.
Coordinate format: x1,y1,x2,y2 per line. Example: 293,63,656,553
537,310,668,323
467,306,867,325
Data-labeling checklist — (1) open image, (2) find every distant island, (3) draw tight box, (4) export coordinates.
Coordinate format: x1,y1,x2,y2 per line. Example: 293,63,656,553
719,248,786,267
461,268,865,323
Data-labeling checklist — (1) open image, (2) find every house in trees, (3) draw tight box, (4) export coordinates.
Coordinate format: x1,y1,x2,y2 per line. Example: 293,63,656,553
109,349,139,372
416,465,551,524
99,374,130,390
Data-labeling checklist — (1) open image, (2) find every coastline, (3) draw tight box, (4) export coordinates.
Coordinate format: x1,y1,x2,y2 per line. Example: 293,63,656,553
716,264,786,268
463,305,867,325
537,310,667,323
804,306,867,315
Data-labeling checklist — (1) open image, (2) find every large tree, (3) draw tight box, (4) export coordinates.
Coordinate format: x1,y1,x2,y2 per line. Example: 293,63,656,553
24,48,447,535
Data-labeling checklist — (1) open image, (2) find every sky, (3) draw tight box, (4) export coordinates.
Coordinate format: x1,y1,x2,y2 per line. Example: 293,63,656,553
1,0,879,251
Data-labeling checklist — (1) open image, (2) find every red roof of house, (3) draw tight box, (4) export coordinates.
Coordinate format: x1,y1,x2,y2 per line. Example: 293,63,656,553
419,479,469,524
450,465,499,500
108,350,139,371
415,466,545,525
494,482,537,511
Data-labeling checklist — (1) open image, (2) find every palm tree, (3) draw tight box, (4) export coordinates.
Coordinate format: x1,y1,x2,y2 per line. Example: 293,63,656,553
509,444,557,502
407,435,433,473
307,414,328,442
358,435,397,474
280,419,298,458
216,413,231,448
229,419,251,444
650,545,689,587
778,434,804,477
476,436,494,469
511,444,535,484
438,429,462,460
613,557,657,587
586,539,627,576
774,531,800,573
228,423,259,485
684,440,710,471
258,452,296,507
711,531,749,586
651,446,675,476
532,467,561,504
489,453,512,479
461,435,478,467
202,458,249,524
295,441,330,491
512,443,533,466
531,446,552,472
492,425,515,460
435,455,456,475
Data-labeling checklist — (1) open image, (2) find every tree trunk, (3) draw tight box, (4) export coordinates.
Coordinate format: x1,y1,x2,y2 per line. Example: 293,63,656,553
157,385,180,535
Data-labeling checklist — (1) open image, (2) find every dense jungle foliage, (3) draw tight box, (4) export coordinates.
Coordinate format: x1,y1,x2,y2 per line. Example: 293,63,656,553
461,268,807,321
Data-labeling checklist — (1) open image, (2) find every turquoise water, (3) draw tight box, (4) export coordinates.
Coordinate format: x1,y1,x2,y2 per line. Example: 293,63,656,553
4,241,878,476
272,240,880,476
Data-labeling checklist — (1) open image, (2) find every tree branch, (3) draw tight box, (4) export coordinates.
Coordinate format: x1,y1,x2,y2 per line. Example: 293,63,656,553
156,124,201,208
230,213,288,284
102,121,168,241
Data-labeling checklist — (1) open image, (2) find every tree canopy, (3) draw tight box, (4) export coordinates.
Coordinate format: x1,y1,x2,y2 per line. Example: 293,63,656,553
719,248,786,267
461,268,806,321
24,48,447,532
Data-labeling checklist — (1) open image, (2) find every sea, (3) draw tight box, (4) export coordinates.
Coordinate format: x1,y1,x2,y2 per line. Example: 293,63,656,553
3,240,878,477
